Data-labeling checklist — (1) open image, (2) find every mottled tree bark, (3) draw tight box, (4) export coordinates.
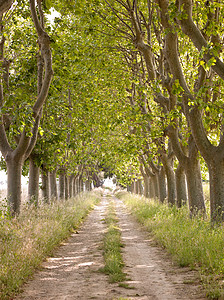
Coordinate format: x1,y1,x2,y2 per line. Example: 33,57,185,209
130,181,134,193
28,156,39,206
161,155,176,205
185,159,205,214
140,165,150,198
59,171,65,200
208,160,224,222
85,177,92,191
168,127,205,213
65,175,69,200
133,180,138,194
69,174,74,198
41,167,50,203
137,179,143,195
0,0,13,15
175,163,187,208
149,179,154,199
73,177,79,196
143,176,150,198
6,155,23,216
79,176,84,193
50,169,58,201
157,167,167,203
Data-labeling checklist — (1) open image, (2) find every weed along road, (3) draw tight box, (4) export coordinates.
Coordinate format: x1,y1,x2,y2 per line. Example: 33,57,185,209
16,193,206,300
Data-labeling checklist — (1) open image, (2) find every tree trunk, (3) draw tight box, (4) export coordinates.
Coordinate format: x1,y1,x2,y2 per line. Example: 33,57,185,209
185,159,205,215
134,180,139,194
79,177,84,192
76,177,80,194
6,156,23,216
73,177,78,196
168,130,206,213
50,169,58,200
87,172,92,191
157,167,167,203
59,172,65,200
69,174,74,198
208,160,224,222
175,163,187,208
162,157,176,205
151,174,159,199
149,178,155,198
28,156,39,206
85,177,91,191
130,182,134,193
148,179,153,198
0,0,13,15
92,173,101,187
72,178,76,196
138,179,143,195
143,176,150,198
65,175,69,200
41,167,50,203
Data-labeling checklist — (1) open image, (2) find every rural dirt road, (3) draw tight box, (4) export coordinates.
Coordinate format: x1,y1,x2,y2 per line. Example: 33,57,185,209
16,193,206,300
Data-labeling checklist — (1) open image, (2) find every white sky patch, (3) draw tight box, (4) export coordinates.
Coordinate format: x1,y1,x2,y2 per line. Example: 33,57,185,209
0,170,7,188
103,177,116,189
47,8,61,24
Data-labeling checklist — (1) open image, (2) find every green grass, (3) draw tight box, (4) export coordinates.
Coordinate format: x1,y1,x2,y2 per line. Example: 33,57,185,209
117,192,224,299
100,199,127,283
0,190,101,300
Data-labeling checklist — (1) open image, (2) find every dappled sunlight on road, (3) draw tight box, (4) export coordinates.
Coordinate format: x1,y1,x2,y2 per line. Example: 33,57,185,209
16,194,206,300
16,196,134,300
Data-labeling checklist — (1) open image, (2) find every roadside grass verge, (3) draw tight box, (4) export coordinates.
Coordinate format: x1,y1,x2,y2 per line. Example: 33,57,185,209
100,198,127,284
0,190,101,300
117,192,224,299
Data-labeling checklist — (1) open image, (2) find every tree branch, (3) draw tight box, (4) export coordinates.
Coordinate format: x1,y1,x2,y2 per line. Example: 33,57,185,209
139,155,155,177
30,0,53,117
104,0,135,35
0,0,13,16
25,112,42,159
178,0,224,81
0,116,11,156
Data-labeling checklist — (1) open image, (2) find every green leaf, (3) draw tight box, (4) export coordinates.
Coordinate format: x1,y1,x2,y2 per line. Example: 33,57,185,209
45,0,52,10
39,127,44,136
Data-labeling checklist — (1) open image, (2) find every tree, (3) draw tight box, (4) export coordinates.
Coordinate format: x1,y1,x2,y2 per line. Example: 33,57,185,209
0,0,53,215
157,0,224,221
96,0,205,213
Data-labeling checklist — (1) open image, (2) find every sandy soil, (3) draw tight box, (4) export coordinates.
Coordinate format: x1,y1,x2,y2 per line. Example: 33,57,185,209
16,194,207,300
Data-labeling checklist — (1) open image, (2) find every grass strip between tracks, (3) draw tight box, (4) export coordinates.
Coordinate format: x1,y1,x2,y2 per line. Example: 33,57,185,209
100,197,127,284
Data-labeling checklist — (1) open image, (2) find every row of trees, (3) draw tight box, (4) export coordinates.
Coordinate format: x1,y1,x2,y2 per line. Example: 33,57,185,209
0,0,224,223
0,0,128,214
91,0,224,222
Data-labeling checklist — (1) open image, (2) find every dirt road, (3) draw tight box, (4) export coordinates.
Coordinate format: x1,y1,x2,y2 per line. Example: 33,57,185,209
16,194,206,300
